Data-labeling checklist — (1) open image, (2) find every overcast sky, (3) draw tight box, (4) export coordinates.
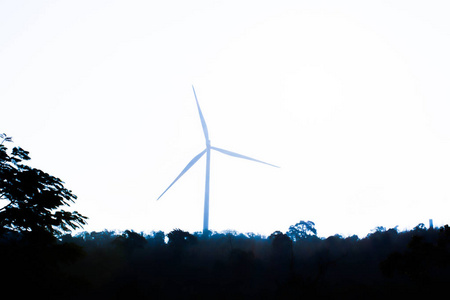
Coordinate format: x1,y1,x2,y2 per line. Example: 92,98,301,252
1,1,450,237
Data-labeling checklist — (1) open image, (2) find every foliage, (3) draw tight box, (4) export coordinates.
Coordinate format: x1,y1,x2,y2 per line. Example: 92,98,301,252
287,220,317,241
269,230,293,251
167,228,198,248
113,230,147,253
0,134,87,238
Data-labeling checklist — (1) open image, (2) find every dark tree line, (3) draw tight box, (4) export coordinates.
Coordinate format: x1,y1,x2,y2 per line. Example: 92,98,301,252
1,223,441,299
2,135,450,299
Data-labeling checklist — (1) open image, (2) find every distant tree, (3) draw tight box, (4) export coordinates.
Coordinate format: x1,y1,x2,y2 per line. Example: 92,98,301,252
269,231,293,252
371,226,387,234
414,223,426,232
0,134,87,240
167,228,197,249
114,230,147,252
269,231,293,280
148,230,166,246
287,220,317,242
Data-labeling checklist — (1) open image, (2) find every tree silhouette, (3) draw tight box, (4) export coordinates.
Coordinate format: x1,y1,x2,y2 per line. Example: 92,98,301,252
167,228,197,249
269,230,294,283
287,220,317,242
269,231,293,251
0,135,88,297
113,230,147,254
0,134,86,239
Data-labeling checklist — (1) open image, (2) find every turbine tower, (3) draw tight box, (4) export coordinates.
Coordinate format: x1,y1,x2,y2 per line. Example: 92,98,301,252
158,86,279,233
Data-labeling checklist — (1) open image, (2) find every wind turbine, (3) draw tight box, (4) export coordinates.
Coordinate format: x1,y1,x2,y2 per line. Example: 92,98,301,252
158,86,279,233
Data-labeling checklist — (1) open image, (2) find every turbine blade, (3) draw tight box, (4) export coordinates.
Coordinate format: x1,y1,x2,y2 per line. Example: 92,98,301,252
157,149,207,200
192,86,210,142
211,146,280,168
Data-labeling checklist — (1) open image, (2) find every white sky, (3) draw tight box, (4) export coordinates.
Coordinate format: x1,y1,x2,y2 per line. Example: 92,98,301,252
1,1,450,238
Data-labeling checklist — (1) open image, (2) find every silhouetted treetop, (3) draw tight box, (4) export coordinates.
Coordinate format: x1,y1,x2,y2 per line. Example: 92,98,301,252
167,228,197,248
287,220,317,241
0,135,86,238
